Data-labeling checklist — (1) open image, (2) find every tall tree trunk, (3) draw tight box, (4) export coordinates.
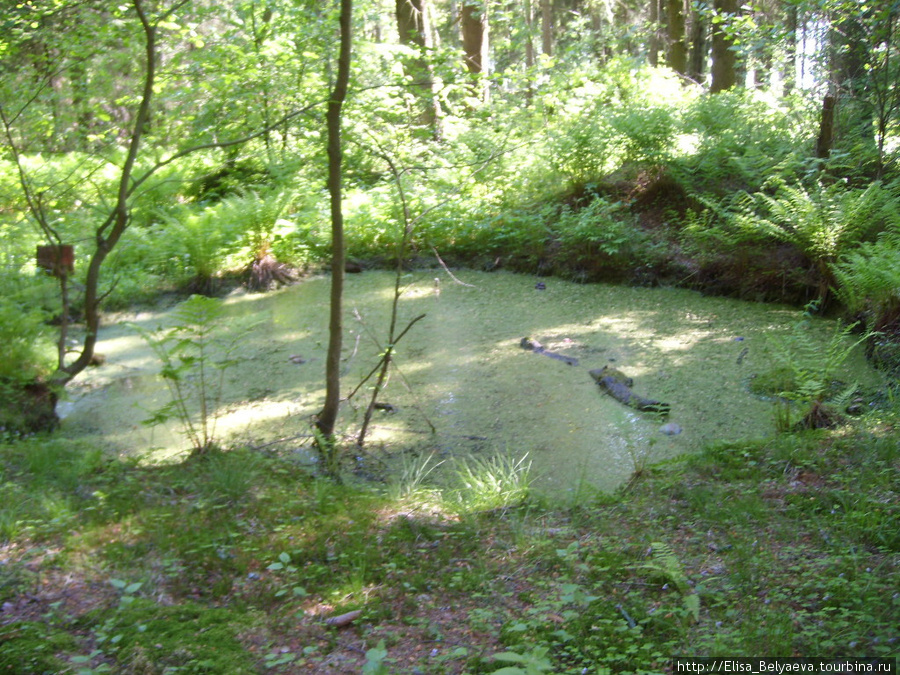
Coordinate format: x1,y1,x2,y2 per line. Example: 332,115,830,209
782,2,797,95
648,0,660,67
317,0,353,452
396,0,438,129
461,0,488,101
540,0,552,56
524,0,535,104
461,1,485,73
524,0,535,68
666,0,687,76
687,4,705,82
710,0,737,92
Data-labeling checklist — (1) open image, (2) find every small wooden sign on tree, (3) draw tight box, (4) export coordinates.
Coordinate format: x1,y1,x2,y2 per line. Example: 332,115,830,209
36,245,74,278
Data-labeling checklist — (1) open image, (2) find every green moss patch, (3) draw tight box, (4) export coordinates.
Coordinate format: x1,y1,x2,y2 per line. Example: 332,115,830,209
0,621,79,674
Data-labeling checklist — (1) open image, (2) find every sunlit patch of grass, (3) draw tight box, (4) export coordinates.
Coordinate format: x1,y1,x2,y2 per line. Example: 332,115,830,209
447,451,533,514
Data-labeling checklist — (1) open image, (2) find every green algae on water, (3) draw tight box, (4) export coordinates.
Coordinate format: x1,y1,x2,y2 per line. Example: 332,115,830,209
59,271,883,496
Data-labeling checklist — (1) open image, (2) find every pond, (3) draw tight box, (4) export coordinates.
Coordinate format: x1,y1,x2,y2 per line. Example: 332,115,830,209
59,270,880,497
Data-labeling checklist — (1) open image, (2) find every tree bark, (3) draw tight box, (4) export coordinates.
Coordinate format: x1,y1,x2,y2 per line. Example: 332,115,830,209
396,0,438,129
687,4,705,82
648,0,660,67
710,0,737,92
666,0,687,76
816,94,835,160
461,1,485,73
317,0,354,447
524,0,535,68
540,0,552,57
830,9,876,155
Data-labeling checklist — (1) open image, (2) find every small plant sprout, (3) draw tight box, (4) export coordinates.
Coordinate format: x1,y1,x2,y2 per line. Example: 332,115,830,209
134,295,258,455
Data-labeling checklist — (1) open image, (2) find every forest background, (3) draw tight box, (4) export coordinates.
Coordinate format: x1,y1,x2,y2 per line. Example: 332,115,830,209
1,0,899,673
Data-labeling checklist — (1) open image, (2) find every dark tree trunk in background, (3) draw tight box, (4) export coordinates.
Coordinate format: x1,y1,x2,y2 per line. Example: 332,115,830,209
397,0,426,47
710,0,737,92
816,94,835,159
317,0,353,448
540,0,552,56
687,5,705,82
524,0,535,67
648,0,660,66
666,0,687,76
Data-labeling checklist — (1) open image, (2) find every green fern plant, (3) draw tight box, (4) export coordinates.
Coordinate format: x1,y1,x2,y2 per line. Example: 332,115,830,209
219,190,294,261
770,311,872,430
833,229,900,331
161,206,240,293
734,180,900,299
634,541,700,623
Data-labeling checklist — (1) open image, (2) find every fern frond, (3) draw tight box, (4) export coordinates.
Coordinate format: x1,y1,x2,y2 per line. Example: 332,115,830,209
647,542,690,594
833,229,900,328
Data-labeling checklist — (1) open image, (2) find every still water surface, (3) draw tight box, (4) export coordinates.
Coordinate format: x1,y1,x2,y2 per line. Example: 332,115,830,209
59,271,878,496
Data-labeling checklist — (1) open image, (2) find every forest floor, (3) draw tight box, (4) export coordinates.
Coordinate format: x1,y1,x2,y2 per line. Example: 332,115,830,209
1,408,898,673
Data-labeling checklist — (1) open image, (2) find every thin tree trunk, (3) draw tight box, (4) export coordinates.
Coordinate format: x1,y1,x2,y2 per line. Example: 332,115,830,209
524,0,535,103
317,0,353,452
782,3,797,95
648,0,660,67
59,0,159,387
525,0,534,68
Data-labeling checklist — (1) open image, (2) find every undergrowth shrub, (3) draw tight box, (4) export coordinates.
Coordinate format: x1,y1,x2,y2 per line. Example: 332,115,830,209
676,90,811,195
135,295,257,455
555,197,646,279
547,114,620,192
740,180,898,258
0,296,52,386
0,295,55,433
609,104,679,167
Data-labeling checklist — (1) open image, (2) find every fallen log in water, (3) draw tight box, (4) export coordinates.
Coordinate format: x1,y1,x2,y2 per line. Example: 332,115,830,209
589,366,670,415
520,337,578,366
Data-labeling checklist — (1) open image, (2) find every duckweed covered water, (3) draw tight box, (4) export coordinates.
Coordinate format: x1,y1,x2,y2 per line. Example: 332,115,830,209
60,271,881,497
